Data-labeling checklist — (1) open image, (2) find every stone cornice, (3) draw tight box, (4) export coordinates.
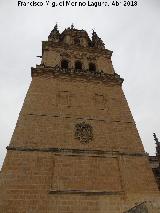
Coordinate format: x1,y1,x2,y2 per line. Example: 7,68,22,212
31,66,124,86
7,146,146,157
49,189,124,196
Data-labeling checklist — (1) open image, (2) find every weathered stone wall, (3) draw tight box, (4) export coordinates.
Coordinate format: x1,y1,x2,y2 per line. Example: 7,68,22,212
1,74,159,212
42,47,114,74
0,147,160,212
0,150,123,213
10,77,144,154
1,27,160,212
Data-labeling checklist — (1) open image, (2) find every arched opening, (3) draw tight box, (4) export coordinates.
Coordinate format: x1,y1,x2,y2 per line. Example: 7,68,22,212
89,63,96,72
75,61,82,70
61,59,69,69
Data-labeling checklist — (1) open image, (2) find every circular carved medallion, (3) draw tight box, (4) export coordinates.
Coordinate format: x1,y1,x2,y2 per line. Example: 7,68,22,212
75,122,93,144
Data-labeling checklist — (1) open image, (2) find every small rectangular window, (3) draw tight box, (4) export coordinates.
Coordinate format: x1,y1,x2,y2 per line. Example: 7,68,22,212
94,94,105,109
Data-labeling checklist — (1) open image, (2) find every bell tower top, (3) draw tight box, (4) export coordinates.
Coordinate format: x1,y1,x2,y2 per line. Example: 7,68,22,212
3,25,160,213
32,25,123,85
48,24,105,50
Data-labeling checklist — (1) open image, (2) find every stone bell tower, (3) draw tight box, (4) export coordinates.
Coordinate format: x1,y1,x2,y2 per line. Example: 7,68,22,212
0,25,160,213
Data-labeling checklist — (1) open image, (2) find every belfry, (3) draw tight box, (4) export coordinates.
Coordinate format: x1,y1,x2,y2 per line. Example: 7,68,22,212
0,25,160,212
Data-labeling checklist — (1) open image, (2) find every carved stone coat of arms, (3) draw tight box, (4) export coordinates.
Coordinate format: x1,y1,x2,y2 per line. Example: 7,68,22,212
74,122,93,144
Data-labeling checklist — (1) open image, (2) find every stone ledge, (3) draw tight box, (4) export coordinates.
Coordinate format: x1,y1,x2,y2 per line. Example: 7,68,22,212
7,146,146,157
31,66,124,85
49,189,124,196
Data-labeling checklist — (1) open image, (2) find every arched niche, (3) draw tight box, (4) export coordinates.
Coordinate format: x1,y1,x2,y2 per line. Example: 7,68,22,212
89,62,96,72
75,61,82,70
61,59,69,69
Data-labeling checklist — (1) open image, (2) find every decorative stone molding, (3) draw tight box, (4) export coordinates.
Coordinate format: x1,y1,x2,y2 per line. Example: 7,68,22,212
60,52,71,58
49,189,124,195
7,146,146,157
42,40,113,58
48,25,106,50
31,66,124,85
74,121,93,144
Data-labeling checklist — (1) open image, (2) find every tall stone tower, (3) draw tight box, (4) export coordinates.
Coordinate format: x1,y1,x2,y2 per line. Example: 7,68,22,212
0,25,160,213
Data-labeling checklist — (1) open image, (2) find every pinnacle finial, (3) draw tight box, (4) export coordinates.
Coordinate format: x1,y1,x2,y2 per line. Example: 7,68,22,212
154,133,160,157
92,29,98,39
54,23,58,31
153,133,159,144
71,23,74,29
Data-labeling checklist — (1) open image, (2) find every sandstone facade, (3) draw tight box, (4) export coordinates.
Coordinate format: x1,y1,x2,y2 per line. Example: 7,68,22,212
0,25,160,213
